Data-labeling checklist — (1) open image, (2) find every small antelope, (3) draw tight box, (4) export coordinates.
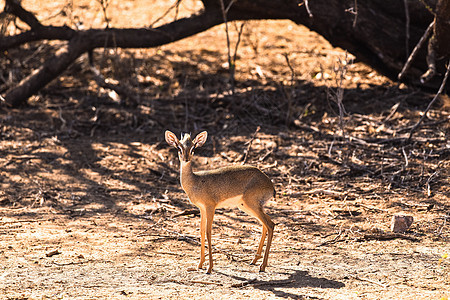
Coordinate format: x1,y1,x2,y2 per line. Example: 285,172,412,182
165,130,275,273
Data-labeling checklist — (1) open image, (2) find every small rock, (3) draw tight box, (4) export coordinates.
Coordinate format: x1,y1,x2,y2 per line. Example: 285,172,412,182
391,215,414,233
46,249,61,257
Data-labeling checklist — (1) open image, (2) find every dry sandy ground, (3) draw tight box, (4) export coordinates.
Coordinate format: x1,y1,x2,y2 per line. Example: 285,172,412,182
1,0,449,299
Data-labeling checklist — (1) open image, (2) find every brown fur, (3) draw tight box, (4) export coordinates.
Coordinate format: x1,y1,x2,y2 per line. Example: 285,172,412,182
165,130,275,273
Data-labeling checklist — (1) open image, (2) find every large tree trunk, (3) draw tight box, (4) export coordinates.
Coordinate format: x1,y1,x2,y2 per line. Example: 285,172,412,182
1,0,448,107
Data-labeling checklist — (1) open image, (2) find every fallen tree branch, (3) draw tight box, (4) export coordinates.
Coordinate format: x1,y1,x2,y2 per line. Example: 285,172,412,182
4,0,42,29
2,6,225,106
4,36,90,107
0,25,76,50
0,0,445,107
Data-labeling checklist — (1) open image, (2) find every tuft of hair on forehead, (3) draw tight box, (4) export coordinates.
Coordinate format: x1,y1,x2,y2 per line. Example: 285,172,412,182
180,133,193,145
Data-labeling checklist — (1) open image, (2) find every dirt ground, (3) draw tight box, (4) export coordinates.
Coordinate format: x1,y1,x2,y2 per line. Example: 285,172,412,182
1,1,449,299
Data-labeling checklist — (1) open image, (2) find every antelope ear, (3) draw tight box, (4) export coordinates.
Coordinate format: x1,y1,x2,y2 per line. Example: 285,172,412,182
193,131,208,148
165,130,179,148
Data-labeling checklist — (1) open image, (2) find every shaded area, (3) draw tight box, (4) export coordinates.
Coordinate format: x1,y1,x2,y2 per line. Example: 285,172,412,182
0,12,449,299
228,270,345,299
1,0,449,106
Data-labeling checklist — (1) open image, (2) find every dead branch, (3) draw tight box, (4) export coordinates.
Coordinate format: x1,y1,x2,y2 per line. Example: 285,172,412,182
4,0,42,29
421,0,450,83
89,64,138,105
191,280,223,286
303,0,313,18
356,233,420,242
1,2,226,107
0,0,446,106
408,59,450,142
398,21,434,81
426,169,440,197
403,0,410,58
4,36,91,107
173,208,200,217
349,274,387,288
242,126,260,164
318,226,344,246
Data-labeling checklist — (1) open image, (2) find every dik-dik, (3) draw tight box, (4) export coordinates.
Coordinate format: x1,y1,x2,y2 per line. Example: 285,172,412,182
165,130,275,273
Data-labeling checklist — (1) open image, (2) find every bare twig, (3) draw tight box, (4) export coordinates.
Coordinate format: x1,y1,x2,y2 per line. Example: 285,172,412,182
319,225,344,246
349,274,387,288
426,170,439,197
345,0,358,27
383,102,401,123
242,126,260,164
299,189,346,198
232,22,246,68
403,0,410,58
283,53,296,125
304,0,313,18
173,208,200,217
53,260,94,266
149,0,183,27
352,0,358,27
328,52,351,137
436,215,448,236
95,0,111,29
398,21,434,80
284,53,296,86
421,31,437,83
407,59,450,142
219,0,241,94
356,233,420,242
401,147,409,168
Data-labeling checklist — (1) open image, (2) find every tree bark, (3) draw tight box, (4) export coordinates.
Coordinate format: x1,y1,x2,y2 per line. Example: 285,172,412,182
1,0,447,107
434,0,450,57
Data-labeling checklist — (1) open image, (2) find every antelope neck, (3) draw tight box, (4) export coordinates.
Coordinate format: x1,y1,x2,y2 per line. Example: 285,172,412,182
180,160,197,192
180,160,194,177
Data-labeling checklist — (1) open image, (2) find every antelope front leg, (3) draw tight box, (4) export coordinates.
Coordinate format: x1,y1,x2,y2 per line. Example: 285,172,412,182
198,210,206,270
205,207,215,274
